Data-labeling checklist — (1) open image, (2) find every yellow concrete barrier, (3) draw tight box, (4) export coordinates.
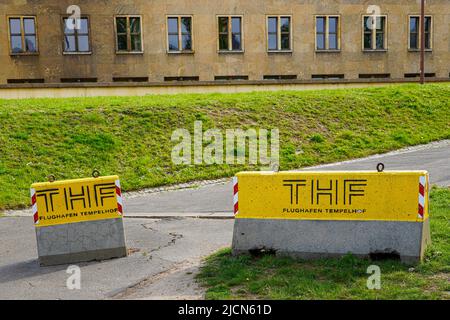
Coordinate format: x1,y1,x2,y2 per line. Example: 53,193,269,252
235,171,429,222
31,175,123,227
232,170,431,264
30,175,126,266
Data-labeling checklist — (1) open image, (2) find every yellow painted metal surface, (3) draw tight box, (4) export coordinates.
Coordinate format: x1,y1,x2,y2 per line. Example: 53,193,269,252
236,171,429,222
31,175,122,227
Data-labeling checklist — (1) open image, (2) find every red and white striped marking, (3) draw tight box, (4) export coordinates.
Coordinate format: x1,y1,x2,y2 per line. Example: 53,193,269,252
233,177,239,215
418,175,426,219
115,179,123,216
30,188,39,225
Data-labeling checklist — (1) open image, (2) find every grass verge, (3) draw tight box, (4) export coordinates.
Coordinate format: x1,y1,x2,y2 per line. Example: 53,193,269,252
0,83,449,210
196,187,450,300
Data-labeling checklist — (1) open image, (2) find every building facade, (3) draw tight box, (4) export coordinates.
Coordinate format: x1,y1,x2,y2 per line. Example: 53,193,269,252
0,0,449,85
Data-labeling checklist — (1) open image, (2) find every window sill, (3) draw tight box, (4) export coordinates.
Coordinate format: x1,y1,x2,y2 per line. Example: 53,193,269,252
167,50,195,54
267,50,293,54
218,50,244,54
408,49,433,53
63,52,92,55
362,49,388,53
315,49,341,53
115,51,144,55
10,52,39,56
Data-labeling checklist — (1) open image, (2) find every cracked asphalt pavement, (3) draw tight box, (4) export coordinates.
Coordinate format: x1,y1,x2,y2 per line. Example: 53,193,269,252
0,140,448,299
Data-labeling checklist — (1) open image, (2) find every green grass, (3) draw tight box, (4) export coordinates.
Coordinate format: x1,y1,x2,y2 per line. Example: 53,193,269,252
0,83,449,210
196,187,450,300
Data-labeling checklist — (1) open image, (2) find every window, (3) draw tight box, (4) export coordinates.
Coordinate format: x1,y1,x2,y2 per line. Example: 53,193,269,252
218,16,243,52
113,77,148,82
63,17,90,53
316,16,340,51
409,16,432,50
215,75,248,81
363,15,387,50
61,78,97,83
264,75,297,80
115,16,143,53
359,73,391,79
267,16,292,52
8,16,38,54
164,76,199,82
312,74,345,80
167,16,193,52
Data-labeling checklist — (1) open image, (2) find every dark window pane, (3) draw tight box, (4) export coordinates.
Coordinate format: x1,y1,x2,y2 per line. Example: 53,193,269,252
219,34,228,50
168,18,178,34
181,17,191,33
425,17,431,33
182,34,192,50
116,18,127,33
316,17,325,33
364,17,372,32
281,34,290,50
9,18,21,34
268,34,277,50
23,18,35,34
79,18,89,34
64,35,76,51
64,18,76,34
329,34,338,49
78,35,90,51
410,34,418,49
376,33,384,49
25,35,37,52
11,35,23,52
219,17,228,33
410,17,418,33
131,34,142,51
377,17,385,31
316,34,325,50
268,17,277,33
168,34,179,50
130,17,141,34
231,17,241,33
329,17,338,33
117,34,127,50
364,33,372,49
425,33,431,49
232,34,241,50
280,17,290,32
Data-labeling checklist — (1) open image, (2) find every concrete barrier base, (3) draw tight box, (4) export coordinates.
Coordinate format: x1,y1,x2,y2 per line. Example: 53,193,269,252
36,218,127,266
232,218,431,264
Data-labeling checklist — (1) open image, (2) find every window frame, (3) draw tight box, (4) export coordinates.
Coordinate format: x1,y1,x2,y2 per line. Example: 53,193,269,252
166,15,194,54
114,15,144,54
266,15,293,53
61,15,92,55
217,15,244,53
314,15,341,52
362,14,388,52
7,15,39,55
408,15,433,52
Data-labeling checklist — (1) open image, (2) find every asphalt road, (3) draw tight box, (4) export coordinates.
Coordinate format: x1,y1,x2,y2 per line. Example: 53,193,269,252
0,140,448,299
125,140,450,217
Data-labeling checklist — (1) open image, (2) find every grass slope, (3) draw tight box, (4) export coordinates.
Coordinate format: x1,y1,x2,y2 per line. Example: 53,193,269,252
197,188,450,300
0,83,449,209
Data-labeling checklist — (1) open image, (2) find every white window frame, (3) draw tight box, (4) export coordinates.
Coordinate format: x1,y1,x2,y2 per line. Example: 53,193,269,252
217,15,244,53
166,15,194,54
362,15,388,51
114,15,144,54
266,15,293,53
408,15,433,51
314,15,341,52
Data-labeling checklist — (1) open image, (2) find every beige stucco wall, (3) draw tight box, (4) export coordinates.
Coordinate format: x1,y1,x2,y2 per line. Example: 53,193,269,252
0,0,449,84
